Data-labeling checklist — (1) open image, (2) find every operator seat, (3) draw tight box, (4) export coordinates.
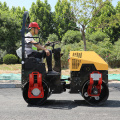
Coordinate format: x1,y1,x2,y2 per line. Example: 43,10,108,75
16,47,43,63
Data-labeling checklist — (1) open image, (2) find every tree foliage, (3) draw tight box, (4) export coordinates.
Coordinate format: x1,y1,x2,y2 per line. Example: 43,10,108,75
0,9,21,54
88,1,119,43
67,0,112,50
0,1,27,56
47,33,58,42
0,1,9,11
88,30,108,44
54,0,77,40
29,0,52,41
61,30,82,44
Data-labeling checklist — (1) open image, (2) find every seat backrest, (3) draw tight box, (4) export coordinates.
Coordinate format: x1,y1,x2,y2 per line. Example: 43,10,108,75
16,47,28,59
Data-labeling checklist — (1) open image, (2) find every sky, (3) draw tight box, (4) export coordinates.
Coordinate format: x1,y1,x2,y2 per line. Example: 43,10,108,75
0,0,120,12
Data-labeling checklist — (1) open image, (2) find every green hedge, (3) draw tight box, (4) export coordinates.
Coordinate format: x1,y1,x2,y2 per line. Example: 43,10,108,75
3,54,18,64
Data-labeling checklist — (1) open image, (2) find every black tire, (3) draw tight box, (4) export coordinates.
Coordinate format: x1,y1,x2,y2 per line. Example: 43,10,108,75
82,80,109,106
22,81,49,105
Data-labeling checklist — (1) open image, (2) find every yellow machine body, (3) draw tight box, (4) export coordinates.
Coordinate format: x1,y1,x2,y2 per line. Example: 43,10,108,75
69,51,108,71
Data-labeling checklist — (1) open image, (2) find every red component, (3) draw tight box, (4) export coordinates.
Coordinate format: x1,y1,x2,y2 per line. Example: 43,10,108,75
28,72,44,98
87,71,102,96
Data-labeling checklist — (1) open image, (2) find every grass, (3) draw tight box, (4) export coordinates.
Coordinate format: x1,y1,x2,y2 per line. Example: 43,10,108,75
0,64,21,71
0,64,120,74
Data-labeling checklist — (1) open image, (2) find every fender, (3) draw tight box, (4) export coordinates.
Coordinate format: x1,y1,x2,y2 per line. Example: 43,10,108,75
87,71,102,96
28,72,44,98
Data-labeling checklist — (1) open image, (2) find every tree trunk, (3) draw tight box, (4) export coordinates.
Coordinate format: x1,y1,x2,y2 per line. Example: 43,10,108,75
82,25,86,51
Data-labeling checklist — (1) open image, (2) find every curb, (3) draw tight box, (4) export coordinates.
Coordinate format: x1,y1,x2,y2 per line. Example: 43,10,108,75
0,84,21,88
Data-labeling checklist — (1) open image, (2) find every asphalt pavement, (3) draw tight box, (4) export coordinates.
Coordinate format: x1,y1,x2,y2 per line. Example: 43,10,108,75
0,83,120,120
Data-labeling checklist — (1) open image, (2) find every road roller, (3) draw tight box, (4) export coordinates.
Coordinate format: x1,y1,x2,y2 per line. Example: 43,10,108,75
20,11,109,106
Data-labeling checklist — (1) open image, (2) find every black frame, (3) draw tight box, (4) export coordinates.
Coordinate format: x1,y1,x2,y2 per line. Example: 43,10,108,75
21,11,41,72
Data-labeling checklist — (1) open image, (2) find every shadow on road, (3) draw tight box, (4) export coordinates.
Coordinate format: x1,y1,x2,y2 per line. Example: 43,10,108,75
27,99,120,109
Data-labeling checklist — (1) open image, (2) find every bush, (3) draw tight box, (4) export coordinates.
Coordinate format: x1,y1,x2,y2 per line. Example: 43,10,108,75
93,38,112,58
47,33,59,42
107,54,120,68
86,38,120,68
54,38,119,68
3,54,18,64
62,30,82,45
106,39,120,68
60,39,118,68
61,42,84,68
89,31,108,44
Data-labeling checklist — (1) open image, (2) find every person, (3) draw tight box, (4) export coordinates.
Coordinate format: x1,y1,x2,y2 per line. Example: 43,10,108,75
25,22,59,75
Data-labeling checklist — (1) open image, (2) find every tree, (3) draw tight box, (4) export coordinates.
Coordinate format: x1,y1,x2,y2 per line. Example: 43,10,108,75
116,1,120,13
54,0,77,40
87,1,119,43
0,10,21,54
110,1,120,43
67,0,112,50
29,0,52,41
10,6,16,14
0,2,9,11
9,6,27,27
0,2,27,56
16,6,27,22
